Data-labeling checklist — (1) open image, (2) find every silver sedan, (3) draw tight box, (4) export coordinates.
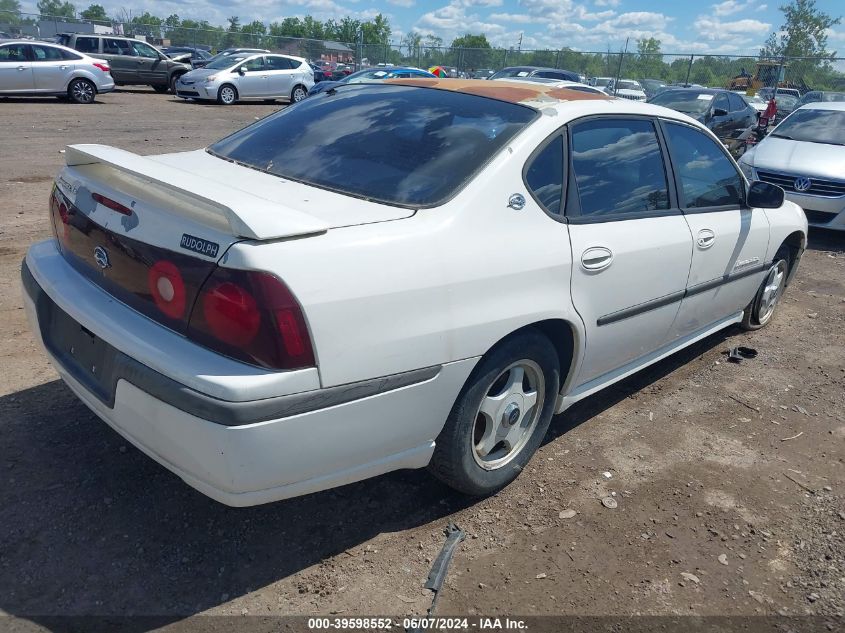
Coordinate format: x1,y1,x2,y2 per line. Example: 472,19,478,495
175,53,314,105
0,40,114,103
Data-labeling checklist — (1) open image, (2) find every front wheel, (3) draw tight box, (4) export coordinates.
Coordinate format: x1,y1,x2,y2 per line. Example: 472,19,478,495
152,84,169,93
290,85,307,103
217,84,237,105
741,247,790,330
68,78,96,104
428,330,560,496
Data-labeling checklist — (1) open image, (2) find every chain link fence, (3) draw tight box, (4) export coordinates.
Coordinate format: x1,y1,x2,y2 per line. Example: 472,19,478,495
3,11,844,91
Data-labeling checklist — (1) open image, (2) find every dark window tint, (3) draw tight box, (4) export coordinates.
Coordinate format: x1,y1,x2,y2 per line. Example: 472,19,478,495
30,45,63,61
712,94,729,113
0,44,27,61
727,92,746,112
209,84,536,207
104,39,133,55
525,135,564,215
664,122,743,208
570,119,669,218
266,56,293,70
75,37,99,54
60,49,82,60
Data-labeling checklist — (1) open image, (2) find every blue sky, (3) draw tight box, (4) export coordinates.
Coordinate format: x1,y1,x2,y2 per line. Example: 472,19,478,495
21,0,845,55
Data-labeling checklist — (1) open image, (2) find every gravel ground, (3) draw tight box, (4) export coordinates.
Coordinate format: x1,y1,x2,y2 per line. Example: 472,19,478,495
0,89,842,631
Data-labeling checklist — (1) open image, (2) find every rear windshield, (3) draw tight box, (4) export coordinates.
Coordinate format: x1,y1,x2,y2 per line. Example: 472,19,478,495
649,90,713,114
208,84,537,207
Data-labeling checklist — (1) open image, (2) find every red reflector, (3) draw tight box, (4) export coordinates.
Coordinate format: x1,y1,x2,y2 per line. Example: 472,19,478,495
93,62,110,73
58,202,70,224
148,260,187,320
92,192,132,216
276,308,306,357
202,281,261,347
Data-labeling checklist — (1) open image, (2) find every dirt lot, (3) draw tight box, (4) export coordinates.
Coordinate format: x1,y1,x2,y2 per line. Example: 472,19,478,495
0,89,843,630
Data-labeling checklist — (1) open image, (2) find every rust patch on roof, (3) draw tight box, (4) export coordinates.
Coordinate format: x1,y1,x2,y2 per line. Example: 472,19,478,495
383,78,612,105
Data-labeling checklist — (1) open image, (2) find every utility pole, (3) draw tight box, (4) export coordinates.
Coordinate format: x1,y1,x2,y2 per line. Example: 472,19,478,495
517,32,523,53
613,37,628,96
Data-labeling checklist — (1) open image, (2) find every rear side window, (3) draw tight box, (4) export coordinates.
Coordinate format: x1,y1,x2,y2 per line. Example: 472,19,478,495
30,45,63,61
525,135,564,215
61,49,82,60
266,56,293,70
663,122,743,209
569,119,669,218
209,84,537,207
104,39,133,56
75,37,99,54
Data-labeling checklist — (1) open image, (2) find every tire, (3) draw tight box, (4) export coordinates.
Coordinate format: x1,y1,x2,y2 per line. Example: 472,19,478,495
217,84,237,105
263,99,276,104
741,246,791,330
152,84,169,93
169,74,183,94
67,78,96,104
428,329,560,496
290,84,307,103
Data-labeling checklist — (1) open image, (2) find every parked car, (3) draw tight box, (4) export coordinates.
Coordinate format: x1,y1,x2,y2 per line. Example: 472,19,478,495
55,33,190,93
23,80,806,506
738,102,845,230
611,79,647,101
162,46,212,65
491,66,580,82
492,76,607,95
309,63,328,82
793,90,845,109
773,93,799,120
743,93,768,114
589,76,613,89
307,66,435,96
472,68,495,79
0,40,114,103
758,87,801,100
0,31,13,39
192,48,269,69
648,88,757,142
175,53,314,105
640,78,667,99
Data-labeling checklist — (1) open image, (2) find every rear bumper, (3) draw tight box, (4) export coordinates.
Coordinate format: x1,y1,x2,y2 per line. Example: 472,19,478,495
22,241,478,505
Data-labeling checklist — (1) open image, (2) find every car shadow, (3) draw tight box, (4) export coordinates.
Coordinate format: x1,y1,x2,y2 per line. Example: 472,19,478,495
0,96,106,105
0,326,742,627
806,227,844,252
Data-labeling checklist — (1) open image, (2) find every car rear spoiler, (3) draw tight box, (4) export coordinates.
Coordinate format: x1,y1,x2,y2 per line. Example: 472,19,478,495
65,144,330,240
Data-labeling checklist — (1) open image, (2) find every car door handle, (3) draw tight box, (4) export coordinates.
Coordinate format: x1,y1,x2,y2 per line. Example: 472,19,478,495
581,246,613,271
696,229,716,249
60,65,69,70
17,66,26,71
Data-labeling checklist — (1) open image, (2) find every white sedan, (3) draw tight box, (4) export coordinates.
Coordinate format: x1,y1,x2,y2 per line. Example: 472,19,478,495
23,79,807,506
175,52,314,105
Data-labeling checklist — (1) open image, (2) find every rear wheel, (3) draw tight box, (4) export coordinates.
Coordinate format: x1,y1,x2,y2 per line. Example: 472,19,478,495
428,330,559,496
68,78,96,104
217,84,237,105
741,246,790,330
291,85,307,103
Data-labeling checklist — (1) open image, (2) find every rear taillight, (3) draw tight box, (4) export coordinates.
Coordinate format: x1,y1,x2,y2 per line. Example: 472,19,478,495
188,267,315,370
93,62,110,74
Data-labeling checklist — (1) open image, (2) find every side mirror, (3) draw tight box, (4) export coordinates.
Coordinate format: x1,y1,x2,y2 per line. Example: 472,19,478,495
712,107,729,117
747,180,784,209
237,67,245,75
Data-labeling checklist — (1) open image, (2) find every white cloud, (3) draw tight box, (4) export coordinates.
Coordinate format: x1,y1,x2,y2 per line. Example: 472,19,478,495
694,16,771,39
712,0,761,17
594,0,621,6
386,0,416,7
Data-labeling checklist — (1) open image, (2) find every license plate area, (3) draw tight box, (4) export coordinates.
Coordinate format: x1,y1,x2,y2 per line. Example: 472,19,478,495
44,303,118,405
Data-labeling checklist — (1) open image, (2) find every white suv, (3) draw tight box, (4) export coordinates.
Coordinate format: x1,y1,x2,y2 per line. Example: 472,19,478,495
23,80,807,506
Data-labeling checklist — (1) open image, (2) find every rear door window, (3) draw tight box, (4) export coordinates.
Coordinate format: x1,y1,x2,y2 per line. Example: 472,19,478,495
104,39,134,56
30,45,64,62
568,118,670,219
265,56,293,70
